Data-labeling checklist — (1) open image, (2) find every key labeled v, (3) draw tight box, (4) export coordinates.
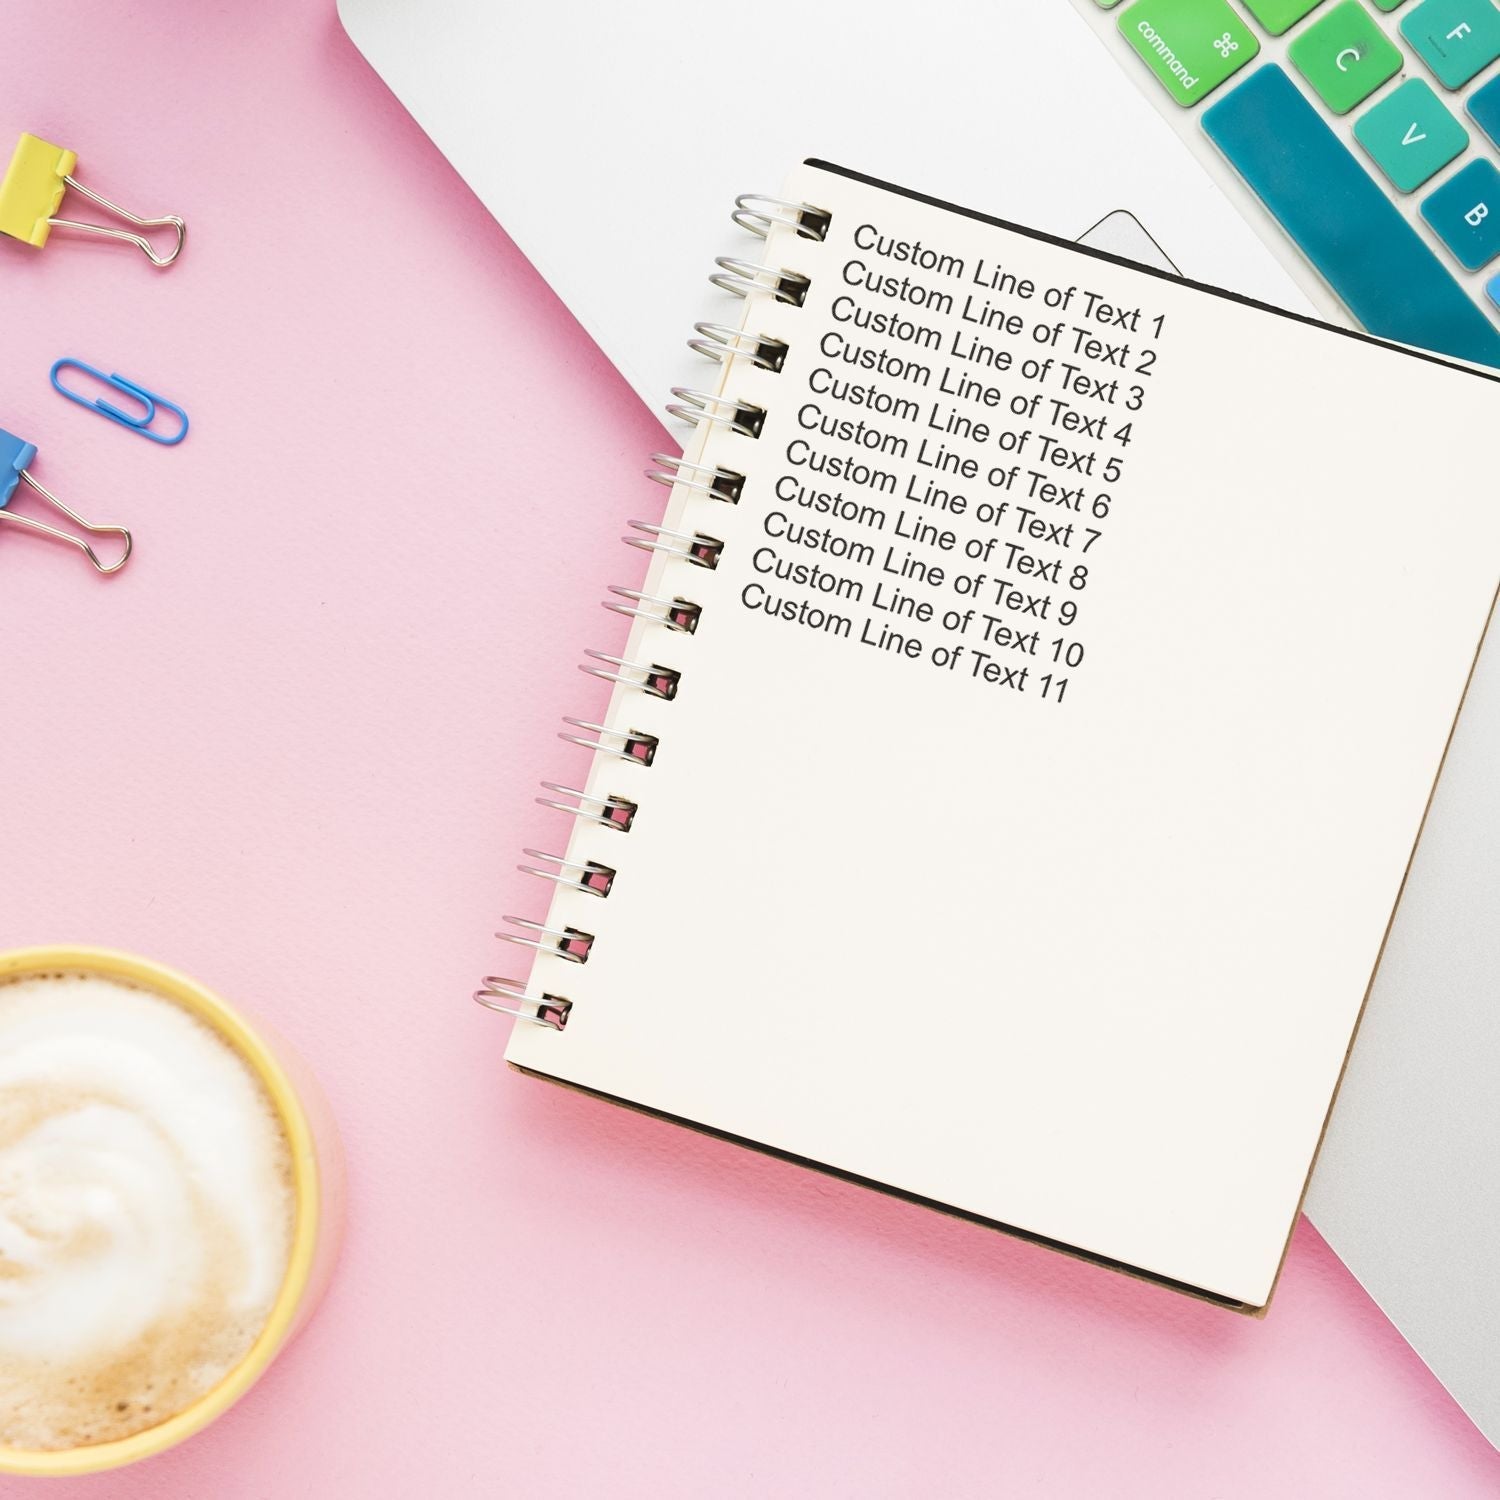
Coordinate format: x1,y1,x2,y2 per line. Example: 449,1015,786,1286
1403,122,1428,145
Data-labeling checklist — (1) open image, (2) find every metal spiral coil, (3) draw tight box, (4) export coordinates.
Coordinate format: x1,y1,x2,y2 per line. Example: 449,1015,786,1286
477,187,831,1028
645,455,745,504
580,649,682,701
536,781,639,832
603,586,702,634
666,386,767,438
624,521,724,569
518,846,618,897
688,321,789,372
710,256,811,306
731,194,832,243
497,915,595,964
559,715,661,765
474,976,572,1030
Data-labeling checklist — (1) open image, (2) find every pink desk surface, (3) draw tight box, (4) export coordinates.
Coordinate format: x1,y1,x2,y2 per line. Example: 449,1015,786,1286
2,2,1497,1495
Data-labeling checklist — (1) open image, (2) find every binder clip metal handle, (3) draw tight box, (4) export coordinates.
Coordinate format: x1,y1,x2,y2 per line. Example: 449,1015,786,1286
0,429,132,575
49,175,186,268
51,359,189,446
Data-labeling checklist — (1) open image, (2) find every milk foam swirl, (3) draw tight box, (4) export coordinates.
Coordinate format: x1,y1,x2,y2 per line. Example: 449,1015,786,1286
0,974,293,1451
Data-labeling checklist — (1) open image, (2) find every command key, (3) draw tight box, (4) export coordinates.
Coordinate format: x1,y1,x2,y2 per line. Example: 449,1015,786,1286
1119,0,1261,106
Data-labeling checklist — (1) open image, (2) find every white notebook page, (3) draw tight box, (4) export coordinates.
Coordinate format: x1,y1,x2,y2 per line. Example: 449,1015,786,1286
504,161,1500,1309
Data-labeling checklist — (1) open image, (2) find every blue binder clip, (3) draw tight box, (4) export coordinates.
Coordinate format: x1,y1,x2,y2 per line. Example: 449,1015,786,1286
0,428,132,573
50,358,188,445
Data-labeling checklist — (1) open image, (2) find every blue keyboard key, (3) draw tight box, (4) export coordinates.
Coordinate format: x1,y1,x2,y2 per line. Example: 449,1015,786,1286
1487,270,1500,309
1422,159,1500,267
1466,72,1500,146
1202,65,1500,367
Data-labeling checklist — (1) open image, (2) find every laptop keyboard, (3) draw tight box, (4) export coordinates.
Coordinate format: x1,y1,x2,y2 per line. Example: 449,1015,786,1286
1102,0,1500,366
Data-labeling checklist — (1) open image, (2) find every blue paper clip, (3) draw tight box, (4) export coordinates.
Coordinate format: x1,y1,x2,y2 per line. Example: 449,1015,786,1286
0,426,132,573
49,358,188,445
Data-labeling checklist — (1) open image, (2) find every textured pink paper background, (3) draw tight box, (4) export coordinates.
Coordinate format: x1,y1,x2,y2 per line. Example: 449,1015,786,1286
2,2,1497,1494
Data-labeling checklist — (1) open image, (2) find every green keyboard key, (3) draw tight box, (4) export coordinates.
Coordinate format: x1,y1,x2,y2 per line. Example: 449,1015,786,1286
1118,0,1260,106
1401,0,1500,87
1289,1,1404,113
1241,0,1325,33
1355,78,1469,188
1372,0,1410,9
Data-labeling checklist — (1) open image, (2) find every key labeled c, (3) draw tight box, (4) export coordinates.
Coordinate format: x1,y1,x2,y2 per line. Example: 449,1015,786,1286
1336,46,1362,72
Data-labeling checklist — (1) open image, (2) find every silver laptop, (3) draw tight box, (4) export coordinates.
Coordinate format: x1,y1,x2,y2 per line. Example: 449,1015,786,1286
338,0,1500,1446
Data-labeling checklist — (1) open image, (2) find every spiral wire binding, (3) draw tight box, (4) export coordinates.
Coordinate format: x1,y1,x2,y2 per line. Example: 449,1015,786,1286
665,387,767,438
687,322,789,373
709,257,811,305
730,194,834,243
535,782,638,832
475,189,831,1030
623,521,725,569
558,716,660,764
580,650,682,701
496,916,596,964
602,587,702,634
644,455,746,504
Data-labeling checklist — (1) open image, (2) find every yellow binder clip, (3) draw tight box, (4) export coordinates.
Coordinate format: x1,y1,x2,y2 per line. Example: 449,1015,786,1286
0,133,185,267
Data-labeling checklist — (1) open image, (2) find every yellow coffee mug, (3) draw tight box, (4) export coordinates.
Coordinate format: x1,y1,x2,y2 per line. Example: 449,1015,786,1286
0,946,345,1476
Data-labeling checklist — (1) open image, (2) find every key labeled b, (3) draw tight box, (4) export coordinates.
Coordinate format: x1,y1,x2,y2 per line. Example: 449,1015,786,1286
1422,158,1500,267
1356,79,1469,190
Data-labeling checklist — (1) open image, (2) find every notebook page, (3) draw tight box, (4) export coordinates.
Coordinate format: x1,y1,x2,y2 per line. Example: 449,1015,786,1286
505,161,1500,1309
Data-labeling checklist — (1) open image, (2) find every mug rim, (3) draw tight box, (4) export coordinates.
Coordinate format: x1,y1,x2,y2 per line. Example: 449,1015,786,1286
0,945,322,1477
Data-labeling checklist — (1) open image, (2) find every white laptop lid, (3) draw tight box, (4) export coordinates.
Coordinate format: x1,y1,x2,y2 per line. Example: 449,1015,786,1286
335,0,1305,409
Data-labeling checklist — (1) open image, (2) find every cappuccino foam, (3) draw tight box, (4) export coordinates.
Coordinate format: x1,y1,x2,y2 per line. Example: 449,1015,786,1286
0,972,294,1451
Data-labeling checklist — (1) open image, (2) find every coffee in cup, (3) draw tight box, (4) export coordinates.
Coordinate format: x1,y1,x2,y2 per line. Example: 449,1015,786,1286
0,956,330,1468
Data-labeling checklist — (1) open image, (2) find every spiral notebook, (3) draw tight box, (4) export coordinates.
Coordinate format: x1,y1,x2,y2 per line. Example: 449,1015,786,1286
483,160,1500,1312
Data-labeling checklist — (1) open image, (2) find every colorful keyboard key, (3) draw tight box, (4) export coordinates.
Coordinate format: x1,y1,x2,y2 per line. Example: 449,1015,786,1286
1487,270,1500,307
1466,72,1500,144
1118,0,1259,106
1356,79,1469,189
1401,0,1500,87
1241,0,1325,33
1202,66,1500,366
1372,0,1411,8
1422,158,1500,266
1289,2,1404,113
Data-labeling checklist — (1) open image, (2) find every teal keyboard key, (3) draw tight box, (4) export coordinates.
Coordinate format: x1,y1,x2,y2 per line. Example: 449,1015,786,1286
1356,79,1469,189
1487,270,1500,307
1467,72,1500,144
1422,158,1500,266
1401,0,1500,87
1202,66,1500,367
